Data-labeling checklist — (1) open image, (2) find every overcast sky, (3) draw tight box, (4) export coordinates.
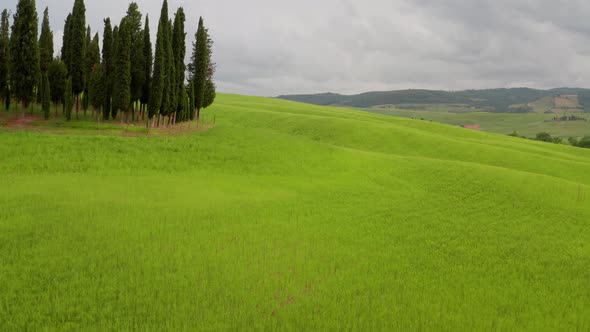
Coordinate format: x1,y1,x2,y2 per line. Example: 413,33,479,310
4,0,590,96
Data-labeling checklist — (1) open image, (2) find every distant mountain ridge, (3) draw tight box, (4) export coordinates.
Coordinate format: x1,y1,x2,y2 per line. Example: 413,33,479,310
278,88,590,113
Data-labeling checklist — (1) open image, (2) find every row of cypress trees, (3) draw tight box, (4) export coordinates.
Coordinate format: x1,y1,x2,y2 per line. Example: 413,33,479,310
0,0,216,126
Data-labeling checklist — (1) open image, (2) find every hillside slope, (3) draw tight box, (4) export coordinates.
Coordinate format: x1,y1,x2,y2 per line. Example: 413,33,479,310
1,94,589,330
279,87,590,112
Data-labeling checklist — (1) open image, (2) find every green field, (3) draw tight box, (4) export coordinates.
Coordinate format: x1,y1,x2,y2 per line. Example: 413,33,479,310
364,107,590,139
1,94,590,330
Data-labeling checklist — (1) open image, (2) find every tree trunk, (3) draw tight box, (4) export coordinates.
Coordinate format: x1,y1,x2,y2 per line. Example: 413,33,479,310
75,95,79,119
197,107,201,122
54,103,58,118
21,100,26,118
157,113,160,128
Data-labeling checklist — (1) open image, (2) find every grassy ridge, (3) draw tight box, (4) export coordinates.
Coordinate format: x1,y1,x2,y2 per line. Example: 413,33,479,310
1,94,590,330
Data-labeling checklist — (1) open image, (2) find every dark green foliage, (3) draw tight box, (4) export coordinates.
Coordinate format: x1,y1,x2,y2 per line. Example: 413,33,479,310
187,82,195,120
48,59,67,112
148,0,168,120
140,15,152,108
84,31,100,113
110,25,119,119
0,9,9,109
39,7,53,73
82,26,91,112
172,8,185,120
61,14,71,65
10,0,39,114
64,76,73,120
112,17,131,118
126,3,144,104
568,137,579,146
578,136,590,148
69,0,86,98
88,63,104,111
535,132,562,144
203,33,216,110
191,17,209,120
41,72,50,119
101,18,113,120
535,132,553,143
161,18,175,118
203,79,216,109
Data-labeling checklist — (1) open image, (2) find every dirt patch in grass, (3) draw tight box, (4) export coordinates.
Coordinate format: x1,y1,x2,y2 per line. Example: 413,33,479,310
6,115,40,127
1,113,213,137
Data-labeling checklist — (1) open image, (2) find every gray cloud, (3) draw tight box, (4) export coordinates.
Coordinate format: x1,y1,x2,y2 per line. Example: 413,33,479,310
4,0,590,96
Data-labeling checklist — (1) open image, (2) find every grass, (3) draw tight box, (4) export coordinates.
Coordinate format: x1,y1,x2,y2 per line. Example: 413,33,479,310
1,94,590,330
364,107,590,139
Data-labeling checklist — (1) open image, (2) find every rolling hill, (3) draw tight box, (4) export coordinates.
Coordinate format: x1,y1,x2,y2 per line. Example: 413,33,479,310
279,87,590,113
1,94,590,330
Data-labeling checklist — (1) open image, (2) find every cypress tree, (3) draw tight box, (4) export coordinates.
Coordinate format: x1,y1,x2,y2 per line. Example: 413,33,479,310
41,72,50,119
39,7,53,73
69,0,86,119
48,58,67,117
88,62,104,116
0,9,10,110
126,2,144,121
82,26,91,113
172,8,185,123
61,14,71,66
203,32,216,110
10,0,39,117
161,18,175,126
64,76,73,120
110,25,119,119
148,0,168,125
203,79,216,110
191,17,208,121
84,31,100,115
140,15,152,120
101,18,113,120
112,17,131,122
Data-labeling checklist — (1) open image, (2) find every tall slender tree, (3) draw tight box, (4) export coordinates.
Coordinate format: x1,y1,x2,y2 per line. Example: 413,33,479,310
112,17,131,122
48,58,67,117
191,17,208,121
172,8,185,123
148,0,168,126
203,31,216,110
10,0,39,117
161,18,175,126
39,7,53,73
101,18,113,120
61,13,71,66
0,9,10,110
126,3,144,121
88,62,104,118
140,15,152,120
84,31,100,115
82,25,91,113
110,25,119,119
68,0,86,119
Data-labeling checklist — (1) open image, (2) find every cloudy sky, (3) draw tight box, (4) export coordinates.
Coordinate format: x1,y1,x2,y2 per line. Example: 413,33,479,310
4,0,590,96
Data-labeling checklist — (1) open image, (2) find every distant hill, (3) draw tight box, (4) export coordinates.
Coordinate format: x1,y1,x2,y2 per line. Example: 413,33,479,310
278,88,590,113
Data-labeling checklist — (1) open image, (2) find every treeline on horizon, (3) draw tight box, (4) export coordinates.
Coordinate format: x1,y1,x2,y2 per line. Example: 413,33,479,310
0,0,215,127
